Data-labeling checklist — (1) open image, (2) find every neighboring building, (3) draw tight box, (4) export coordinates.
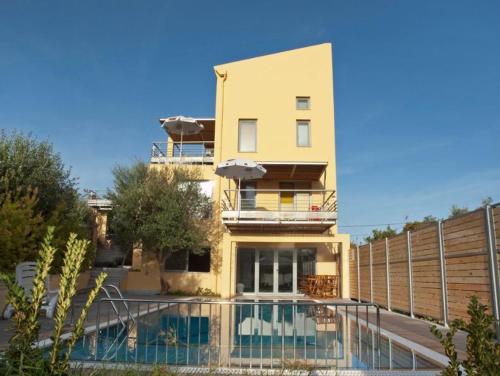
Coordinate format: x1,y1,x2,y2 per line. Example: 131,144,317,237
150,43,350,298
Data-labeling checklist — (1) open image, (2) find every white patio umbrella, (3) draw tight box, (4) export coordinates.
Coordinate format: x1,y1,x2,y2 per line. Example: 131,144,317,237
215,159,266,215
161,116,204,159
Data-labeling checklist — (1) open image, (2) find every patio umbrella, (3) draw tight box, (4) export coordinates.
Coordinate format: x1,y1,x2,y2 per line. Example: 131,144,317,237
215,159,266,215
161,116,204,159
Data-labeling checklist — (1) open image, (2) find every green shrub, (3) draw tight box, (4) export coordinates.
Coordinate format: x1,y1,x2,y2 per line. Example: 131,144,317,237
0,131,95,272
167,287,219,297
0,227,106,375
0,183,44,272
430,295,500,375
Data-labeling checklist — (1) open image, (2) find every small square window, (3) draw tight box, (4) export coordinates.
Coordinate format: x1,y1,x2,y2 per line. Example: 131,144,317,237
296,97,310,110
297,120,311,147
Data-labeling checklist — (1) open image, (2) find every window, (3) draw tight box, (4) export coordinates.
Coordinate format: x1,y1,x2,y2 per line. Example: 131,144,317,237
296,120,310,147
296,97,310,110
165,248,211,272
188,250,211,272
238,119,256,152
165,250,188,271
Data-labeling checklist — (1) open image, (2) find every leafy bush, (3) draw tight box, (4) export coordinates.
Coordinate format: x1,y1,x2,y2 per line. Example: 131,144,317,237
167,288,220,297
0,131,95,272
0,228,106,375
430,295,500,375
0,184,44,271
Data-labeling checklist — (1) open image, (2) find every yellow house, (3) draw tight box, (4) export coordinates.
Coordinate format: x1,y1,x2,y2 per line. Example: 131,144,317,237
150,43,350,299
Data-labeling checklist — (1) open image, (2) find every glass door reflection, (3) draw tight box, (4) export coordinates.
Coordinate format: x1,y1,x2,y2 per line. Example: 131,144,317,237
258,250,274,293
278,250,293,293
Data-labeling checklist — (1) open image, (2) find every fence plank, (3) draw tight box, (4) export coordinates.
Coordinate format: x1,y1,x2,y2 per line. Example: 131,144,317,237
359,244,371,302
349,248,358,299
388,234,410,313
372,240,387,307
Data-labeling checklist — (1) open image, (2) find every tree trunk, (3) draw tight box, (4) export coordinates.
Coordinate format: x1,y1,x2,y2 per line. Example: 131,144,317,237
158,250,171,294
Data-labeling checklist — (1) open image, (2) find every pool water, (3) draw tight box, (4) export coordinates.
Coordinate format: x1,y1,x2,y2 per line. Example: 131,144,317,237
68,301,442,371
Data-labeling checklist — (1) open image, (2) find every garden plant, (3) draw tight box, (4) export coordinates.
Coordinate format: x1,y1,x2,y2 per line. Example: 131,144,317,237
0,227,106,375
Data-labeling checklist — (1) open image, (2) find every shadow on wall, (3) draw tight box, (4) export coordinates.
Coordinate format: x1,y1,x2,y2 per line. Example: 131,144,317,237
163,271,217,295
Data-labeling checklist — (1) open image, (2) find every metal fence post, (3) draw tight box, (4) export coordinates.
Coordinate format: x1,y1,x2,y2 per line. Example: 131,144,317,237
484,205,500,339
369,242,373,303
385,238,391,311
357,245,361,301
437,220,449,327
407,231,414,318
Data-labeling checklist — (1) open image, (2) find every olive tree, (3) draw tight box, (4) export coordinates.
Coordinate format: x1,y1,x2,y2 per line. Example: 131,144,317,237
108,162,214,280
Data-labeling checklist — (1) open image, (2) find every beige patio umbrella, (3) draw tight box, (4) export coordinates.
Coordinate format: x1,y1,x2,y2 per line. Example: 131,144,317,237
161,116,204,159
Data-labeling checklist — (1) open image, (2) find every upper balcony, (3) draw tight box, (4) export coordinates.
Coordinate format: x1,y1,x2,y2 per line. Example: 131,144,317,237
151,118,215,165
150,141,215,165
221,188,337,233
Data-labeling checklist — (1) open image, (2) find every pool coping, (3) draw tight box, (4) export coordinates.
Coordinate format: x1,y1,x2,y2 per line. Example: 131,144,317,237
70,361,441,375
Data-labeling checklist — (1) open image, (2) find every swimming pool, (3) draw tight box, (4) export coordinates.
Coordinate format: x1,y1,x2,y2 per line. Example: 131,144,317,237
68,299,443,372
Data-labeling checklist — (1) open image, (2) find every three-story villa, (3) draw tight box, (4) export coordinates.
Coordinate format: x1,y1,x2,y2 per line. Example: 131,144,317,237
150,43,350,299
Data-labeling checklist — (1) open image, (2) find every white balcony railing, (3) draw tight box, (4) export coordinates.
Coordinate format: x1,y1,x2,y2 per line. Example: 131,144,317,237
150,141,215,165
221,189,337,226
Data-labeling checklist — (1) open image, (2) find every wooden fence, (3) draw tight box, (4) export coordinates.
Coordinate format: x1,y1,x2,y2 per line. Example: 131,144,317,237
349,204,500,329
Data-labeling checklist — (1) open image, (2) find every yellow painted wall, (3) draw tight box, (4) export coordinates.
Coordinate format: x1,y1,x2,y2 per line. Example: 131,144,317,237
213,44,337,211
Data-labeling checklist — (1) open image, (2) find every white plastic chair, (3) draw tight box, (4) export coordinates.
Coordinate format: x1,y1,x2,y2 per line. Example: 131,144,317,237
3,261,59,319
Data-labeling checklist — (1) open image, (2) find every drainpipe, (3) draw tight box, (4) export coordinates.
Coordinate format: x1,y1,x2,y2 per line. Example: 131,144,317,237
214,69,227,206
214,68,227,296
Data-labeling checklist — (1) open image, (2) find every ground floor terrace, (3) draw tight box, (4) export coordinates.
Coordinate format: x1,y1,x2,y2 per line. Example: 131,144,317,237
0,291,466,374
158,233,352,300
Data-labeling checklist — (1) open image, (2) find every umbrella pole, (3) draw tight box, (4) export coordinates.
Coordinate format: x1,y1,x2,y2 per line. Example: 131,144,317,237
180,129,183,162
237,177,241,221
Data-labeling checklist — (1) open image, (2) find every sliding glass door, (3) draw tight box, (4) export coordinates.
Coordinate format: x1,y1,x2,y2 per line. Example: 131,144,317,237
237,248,315,294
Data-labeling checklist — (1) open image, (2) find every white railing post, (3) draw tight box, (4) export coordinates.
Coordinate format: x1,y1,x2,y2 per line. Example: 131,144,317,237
385,237,391,311
369,242,373,303
484,205,500,339
357,245,361,301
407,231,414,318
437,220,449,327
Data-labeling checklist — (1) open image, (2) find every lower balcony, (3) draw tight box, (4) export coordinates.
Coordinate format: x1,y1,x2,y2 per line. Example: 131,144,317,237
221,188,337,232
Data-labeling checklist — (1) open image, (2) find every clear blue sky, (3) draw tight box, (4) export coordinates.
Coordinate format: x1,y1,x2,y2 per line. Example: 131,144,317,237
1,1,499,241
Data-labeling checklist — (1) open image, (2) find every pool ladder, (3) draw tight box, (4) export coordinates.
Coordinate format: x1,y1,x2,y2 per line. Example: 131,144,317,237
96,284,137,360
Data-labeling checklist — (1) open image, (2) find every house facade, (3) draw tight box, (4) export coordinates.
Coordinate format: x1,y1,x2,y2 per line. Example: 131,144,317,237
151,44,350,299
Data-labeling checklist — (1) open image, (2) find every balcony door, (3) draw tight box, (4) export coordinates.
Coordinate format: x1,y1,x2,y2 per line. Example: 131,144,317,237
258,249,295,294
279,182,311,211
240,182,256,210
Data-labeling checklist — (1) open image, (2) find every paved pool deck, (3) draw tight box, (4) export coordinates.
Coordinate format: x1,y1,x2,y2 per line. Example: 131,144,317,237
0,294,466,366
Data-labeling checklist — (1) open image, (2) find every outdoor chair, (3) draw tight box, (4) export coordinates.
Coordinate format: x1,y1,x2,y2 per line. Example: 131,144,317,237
3,261,59,319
